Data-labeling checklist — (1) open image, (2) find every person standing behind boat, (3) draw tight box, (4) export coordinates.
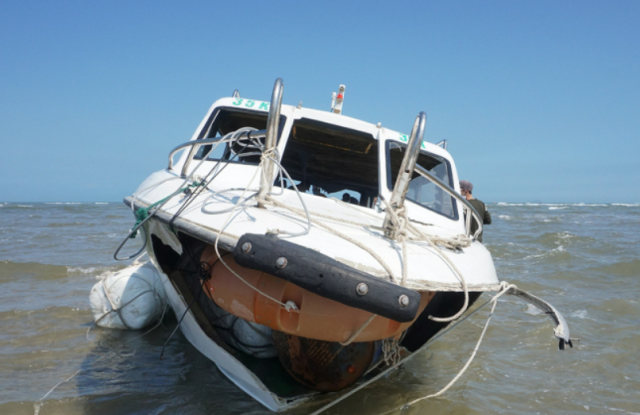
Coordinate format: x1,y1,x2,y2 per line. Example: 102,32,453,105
460,180,491,242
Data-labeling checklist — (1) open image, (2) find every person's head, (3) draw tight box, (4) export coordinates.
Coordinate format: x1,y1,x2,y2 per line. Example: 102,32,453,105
342,192,350,202
459,180,473,198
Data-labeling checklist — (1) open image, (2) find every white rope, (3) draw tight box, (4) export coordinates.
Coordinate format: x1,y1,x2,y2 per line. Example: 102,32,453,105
258,194,401,283
212,163,300,313
339,314,377,346
310,282,517,415
35,302,170,415
130,125,477,336
380,197,471,322
402,281,516,407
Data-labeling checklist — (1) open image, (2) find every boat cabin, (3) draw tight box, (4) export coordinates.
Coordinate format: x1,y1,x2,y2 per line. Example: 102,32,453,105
173,96,464,233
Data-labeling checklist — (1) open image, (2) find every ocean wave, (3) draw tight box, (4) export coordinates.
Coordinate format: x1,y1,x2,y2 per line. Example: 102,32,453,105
591,259,640,278
45,222,85,227
66,265,119,276
570,310,589,320
0,260,68,281
494,202,617,207
525,303,544,316
535,231,595,247
0,261,121,281
573,203,608,207
498,215,512,220
548,206,567,210
523,244,570,261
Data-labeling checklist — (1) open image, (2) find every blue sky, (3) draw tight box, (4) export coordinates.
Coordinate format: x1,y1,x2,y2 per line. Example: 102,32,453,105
1,1,638,203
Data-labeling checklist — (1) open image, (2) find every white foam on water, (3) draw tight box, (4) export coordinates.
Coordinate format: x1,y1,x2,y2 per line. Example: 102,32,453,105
67,265,117,276
549,206,568,210
95,202,109,205
498,215,512,220
606,407,640,415
556,232,579,241
525,303,544,316
524,245,565,260
573,203,608,207
570,310,589,319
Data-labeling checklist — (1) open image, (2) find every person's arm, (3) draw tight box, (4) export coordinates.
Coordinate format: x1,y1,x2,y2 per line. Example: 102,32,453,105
483,207,492,225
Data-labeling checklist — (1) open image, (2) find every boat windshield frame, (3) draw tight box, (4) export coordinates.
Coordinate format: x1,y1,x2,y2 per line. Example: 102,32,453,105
192,106,287,166
385,140,459,221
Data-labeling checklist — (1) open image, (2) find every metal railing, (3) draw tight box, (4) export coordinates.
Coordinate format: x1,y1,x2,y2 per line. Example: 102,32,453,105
257,78,284,205
383,112,426,239
167,130,268,171
383,111,482,240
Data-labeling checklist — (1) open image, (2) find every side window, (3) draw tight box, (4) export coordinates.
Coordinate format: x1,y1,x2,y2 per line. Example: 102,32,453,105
387,141,458,219
195,108,285,164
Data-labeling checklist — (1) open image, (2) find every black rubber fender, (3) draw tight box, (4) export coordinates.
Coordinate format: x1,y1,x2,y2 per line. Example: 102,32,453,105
233,233,421,322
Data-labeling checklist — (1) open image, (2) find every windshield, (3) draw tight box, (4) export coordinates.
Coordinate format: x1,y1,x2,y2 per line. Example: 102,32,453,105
279,118,379,208
386,141,458,219
195,107,286,164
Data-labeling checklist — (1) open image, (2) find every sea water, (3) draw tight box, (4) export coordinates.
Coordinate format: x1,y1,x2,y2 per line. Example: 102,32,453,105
1,202,639,414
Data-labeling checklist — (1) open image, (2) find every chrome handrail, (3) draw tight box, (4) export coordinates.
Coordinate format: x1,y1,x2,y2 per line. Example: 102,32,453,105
258,78,284,205
413,164,483,240
167,131,267,170
383,112,426,239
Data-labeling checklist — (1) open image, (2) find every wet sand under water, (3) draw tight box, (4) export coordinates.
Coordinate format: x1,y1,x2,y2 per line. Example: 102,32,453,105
1,202,639,414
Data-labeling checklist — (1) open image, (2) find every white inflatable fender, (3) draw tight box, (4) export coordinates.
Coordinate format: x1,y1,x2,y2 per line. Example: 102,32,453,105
90,262,168,330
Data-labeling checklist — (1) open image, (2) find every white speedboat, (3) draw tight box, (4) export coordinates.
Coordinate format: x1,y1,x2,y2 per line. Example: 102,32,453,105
115,79,571,412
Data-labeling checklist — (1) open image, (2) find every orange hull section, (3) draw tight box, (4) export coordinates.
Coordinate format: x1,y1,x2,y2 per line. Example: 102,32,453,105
201,246,434,343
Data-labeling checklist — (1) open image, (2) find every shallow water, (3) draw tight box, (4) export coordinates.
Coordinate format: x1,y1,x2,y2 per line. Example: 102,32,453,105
1,202,639,414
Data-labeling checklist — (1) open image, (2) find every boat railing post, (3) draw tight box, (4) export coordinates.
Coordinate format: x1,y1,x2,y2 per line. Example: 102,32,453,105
383,112,426,239
257,78,284,207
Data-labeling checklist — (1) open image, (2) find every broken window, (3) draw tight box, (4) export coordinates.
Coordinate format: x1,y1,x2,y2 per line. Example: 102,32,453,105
279,118,379,207
194,108,286,164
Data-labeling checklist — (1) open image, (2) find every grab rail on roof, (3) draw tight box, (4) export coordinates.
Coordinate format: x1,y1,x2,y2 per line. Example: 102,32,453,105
383,111,482,241
383,112,426,239
168,79,283,177
257,78,284,206
167,131,267,171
